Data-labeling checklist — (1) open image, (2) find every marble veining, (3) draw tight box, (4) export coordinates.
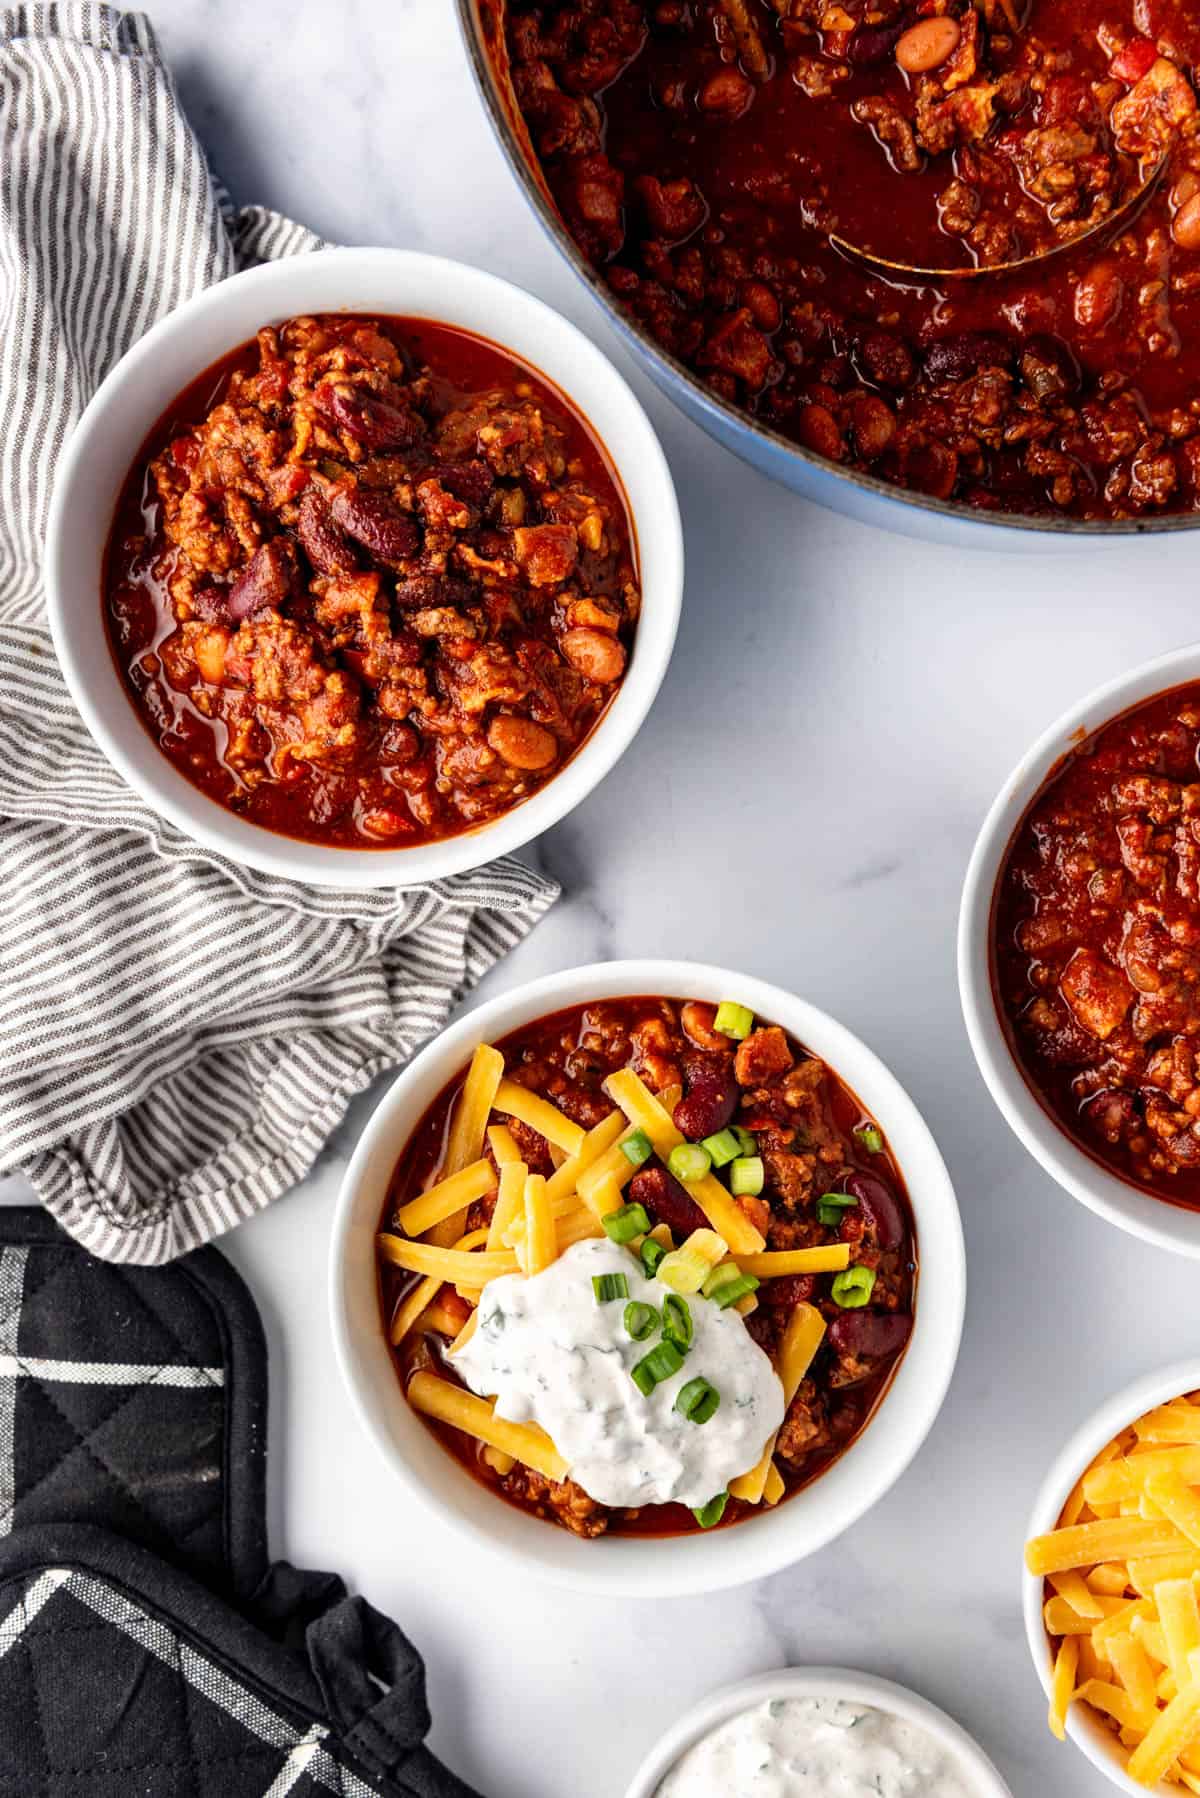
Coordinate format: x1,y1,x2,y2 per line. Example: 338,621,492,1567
6,3,1200,1794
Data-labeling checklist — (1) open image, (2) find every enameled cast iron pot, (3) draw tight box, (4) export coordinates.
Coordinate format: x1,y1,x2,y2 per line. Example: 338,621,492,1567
455,0,1200,551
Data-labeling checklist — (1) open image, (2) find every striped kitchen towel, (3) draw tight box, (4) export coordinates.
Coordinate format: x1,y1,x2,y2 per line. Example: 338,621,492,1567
0,5,558,1263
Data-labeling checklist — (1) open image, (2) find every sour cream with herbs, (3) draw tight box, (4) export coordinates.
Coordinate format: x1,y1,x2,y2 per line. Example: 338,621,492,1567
452,1237,784,1509
655,1698,978,1798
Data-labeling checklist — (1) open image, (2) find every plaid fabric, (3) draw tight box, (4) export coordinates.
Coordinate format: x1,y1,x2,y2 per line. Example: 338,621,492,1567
0,1211,267,1600
0,1556,381,1795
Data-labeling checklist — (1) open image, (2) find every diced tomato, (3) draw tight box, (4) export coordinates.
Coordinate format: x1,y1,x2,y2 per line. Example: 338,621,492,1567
1110,38,1159,84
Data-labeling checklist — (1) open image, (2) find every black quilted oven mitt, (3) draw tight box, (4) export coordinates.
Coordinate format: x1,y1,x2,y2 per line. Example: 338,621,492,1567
0,1212,481,1798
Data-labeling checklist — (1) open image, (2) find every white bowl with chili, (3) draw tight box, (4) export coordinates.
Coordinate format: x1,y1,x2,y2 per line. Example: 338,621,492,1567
45,247,682,886
330,959,965,1595
959,642,1200,1257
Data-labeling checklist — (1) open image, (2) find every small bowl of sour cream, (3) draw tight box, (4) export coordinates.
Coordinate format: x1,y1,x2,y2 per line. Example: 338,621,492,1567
623,1668,1014,1798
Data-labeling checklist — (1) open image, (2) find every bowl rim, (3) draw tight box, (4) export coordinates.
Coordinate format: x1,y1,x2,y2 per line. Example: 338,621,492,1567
453,0,1200,541
44,245,683,890
958,638,1200,1258
621,1665,1014,1798
328,956,966,1597
1021,1357,1200,1797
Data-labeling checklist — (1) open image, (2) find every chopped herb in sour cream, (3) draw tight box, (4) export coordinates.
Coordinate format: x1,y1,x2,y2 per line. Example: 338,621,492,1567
655,1697,979,1798
451,1237,785,1511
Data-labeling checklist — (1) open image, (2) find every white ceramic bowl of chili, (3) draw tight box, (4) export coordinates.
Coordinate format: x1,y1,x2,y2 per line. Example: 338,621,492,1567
44,246,682,888
329,958,966,1596
958,641,1200,1258
622,1667,1013,1798
1022,1359,1200,1796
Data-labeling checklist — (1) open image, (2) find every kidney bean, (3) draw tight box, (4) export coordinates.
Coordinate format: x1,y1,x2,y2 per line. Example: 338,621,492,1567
840,1170,906,1250
924,332,1015,383
295,488,357,576
674,1055,738,1140
629,1165,707,1237
315,380,425,450
1019,334,1080,403
828,1310,912,1360
847,20,905,65
226,539,298,621
763,1274,815,1309
394,572,473,611
429,461,495,508
327,484,420,568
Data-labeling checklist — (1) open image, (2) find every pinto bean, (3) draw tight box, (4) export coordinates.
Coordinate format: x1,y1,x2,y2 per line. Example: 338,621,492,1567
861,331,915,390
828,1310,912,1360
629,1165,707,1237
227,539,298,620
895,17,960,73
360,807,415,840
561,627,626,684
840,1170,906,1250
315,381,425,450
487,715,558,771
326,483,420,568
674,1055,738,1140
1174,194,1200,252
698,67,755,118
796,402,843,460
1074,262,1123,330
680,1001,727,1051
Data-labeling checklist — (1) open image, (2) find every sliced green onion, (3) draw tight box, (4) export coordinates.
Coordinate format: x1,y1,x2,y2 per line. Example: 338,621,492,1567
831,1266,877,1309
816,1192,859,1228
701,1128,741,1169
854,1122,885,1155
730,1155,764,1197
668,1142,712,1184
731,1125,757,1157
623,1300,658,1342
620,1128,653,1168
603,1201,651,1245
714,1001,754,1041
692,1491,729,1529
592,1272,629,1304
676,1376,721,1425
662,1293,693,1352
640,1237,667,1278
631,1338,685,1396
701,1265,760,1310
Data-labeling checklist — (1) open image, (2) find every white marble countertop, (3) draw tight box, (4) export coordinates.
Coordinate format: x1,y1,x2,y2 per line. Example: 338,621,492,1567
11,2,1200,1793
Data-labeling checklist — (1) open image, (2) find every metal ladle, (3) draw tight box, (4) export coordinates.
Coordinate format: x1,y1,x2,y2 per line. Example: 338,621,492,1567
829,152,1168,283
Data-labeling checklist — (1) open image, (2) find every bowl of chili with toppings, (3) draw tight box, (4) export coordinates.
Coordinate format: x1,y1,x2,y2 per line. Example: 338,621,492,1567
330,960,965,1594
45,248,682,885
961,643,1200,1256
458,0,1200,544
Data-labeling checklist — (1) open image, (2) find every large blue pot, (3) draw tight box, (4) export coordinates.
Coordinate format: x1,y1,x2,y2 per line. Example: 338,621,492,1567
456,0,1200,551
